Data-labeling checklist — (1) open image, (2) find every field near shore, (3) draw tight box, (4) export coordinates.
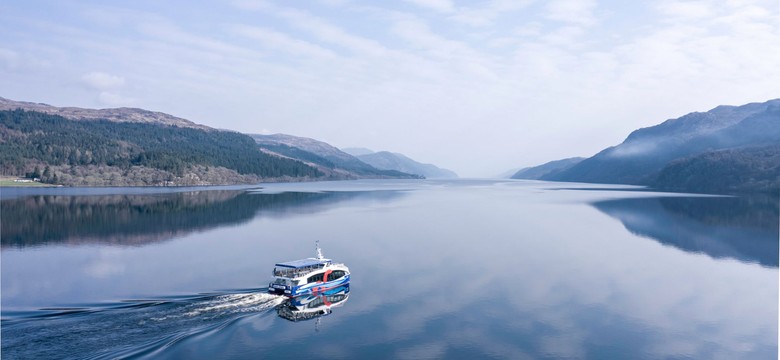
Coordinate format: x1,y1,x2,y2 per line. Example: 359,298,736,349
0,176,52,187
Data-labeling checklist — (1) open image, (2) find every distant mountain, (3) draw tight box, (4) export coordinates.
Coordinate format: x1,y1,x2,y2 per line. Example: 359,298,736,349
0,108,321,186
511,157,584,180
343,148,458,179
534,99,780,193
249,134,420,179
496,168,523,179
0,97,208,129
341,147,374,156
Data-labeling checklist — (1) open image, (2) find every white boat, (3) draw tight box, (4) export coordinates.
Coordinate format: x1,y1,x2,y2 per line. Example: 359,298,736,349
268,242,350,297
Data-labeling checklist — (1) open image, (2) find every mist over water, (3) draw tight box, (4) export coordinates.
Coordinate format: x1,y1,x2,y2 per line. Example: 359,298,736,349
1,180,777,359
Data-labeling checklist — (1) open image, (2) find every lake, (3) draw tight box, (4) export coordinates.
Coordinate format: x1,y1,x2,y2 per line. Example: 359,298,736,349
1,180,777,359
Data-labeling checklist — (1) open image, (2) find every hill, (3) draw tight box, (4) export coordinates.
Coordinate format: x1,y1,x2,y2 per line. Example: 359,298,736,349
652,145,780,194
511,157,583,180
0,109,321,186
250,134,421,179
0,97,208,129
340,147,374,156
348,150,458,179
534,99,780,193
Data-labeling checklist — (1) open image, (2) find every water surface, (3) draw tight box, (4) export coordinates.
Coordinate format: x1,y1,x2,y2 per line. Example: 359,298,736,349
2,180,777,359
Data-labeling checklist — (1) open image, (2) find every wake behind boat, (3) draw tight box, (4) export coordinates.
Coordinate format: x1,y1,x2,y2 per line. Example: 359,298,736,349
268,242,350,297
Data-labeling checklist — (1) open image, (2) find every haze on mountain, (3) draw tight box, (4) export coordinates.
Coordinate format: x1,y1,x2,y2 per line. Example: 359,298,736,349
2,1,779,177
342,148,458,179
513,99,780,194
512,157,584,180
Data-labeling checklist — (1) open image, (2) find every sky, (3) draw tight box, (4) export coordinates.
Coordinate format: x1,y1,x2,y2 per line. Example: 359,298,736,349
1,0,779,177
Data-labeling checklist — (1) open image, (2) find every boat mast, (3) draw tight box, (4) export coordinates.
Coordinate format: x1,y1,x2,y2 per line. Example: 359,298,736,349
316,240,324,260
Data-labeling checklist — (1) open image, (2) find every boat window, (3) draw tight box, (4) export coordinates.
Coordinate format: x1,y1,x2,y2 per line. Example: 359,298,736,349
308,273,324,283
274,267,298,277
329,270,345,280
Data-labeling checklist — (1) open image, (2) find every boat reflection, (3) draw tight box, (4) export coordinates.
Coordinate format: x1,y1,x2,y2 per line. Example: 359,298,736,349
276,284,350,322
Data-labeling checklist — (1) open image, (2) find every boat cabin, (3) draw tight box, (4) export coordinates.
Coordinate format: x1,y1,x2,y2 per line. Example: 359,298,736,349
273,258,332,279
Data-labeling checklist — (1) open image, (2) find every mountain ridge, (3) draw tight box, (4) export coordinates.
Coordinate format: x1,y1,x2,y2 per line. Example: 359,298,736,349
250,134,421,179
514,98,780,194
0,97,209,130
346,149,458,179
511,157,584,180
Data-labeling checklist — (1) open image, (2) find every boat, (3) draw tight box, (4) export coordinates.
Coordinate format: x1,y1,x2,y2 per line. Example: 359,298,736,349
268,241,350,297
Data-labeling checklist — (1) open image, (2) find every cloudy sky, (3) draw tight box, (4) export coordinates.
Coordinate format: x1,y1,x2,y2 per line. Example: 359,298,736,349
1,0,778,176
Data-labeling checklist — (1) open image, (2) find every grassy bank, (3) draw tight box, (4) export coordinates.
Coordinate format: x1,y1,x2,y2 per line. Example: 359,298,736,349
0,177,54,187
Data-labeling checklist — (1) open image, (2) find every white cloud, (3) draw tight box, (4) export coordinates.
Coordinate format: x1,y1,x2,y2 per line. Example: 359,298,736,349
402,0,455,13
0,48,20,69
390,18,476,60
449,0,536,27
545,0,599,26
657,1,714,19
98,91,134,106
82,71,125,90
230,25,337,60
229,0,272,11
80,71,133,106
276,8,389,57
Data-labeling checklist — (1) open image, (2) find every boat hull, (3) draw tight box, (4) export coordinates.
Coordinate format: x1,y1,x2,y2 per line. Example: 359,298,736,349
290,275,350,297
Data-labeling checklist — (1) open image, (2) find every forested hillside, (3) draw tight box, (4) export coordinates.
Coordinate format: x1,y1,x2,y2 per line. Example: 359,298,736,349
0,109,321,185
653,145,780,194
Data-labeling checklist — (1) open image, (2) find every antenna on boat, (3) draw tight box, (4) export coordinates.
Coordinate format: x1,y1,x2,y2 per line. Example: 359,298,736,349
316,240,324,260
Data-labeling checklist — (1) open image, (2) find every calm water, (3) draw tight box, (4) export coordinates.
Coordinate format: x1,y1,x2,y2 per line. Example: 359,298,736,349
1,180,777,359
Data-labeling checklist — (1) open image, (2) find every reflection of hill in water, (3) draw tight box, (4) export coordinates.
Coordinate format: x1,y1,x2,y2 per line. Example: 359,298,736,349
592,195,779,267
1,190,402,248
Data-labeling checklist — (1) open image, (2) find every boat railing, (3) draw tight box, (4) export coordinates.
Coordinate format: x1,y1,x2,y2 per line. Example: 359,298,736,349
274,266,321,279
273,263,345,279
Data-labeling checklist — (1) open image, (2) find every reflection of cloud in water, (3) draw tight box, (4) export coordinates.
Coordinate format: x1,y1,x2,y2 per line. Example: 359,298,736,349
84,249,126,279
323,188,776,358
396,341,446,360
